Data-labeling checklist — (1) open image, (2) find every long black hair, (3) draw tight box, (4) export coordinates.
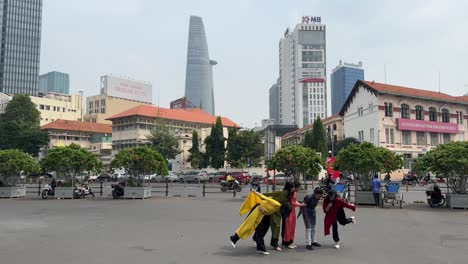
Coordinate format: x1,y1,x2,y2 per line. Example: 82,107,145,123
324,189,337,204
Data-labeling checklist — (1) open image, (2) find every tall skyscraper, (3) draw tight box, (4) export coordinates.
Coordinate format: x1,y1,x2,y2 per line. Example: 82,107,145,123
269,81,280,124
39,71,70,95
331,61,364,114
0,0,42,96
184,15,216,115
279,16,327,128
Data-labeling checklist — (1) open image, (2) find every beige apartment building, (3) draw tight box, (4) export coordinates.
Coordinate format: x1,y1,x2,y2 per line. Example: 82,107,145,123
84,95,151,124
107,105,239,172
31,93,83,126
41,119,113,169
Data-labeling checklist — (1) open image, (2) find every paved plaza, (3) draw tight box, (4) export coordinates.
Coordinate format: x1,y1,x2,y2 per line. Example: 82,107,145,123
1,196,467,264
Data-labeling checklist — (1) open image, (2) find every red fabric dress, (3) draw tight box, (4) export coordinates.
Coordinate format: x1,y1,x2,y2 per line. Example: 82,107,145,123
323,197,356,236
282,192,301,242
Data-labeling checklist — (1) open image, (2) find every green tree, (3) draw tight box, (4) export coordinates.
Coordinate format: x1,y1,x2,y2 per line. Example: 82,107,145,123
187,130,204,169
269,145,324,180
0,94,49,156
333,142,403,191
226,129,263,168
110,146,168,187
415,141,468,194
40,144,103,185
0,149,40,186
1,94,40,127
305,117,327,160
334,137,360,155
205,117,226,169
147,118,179,161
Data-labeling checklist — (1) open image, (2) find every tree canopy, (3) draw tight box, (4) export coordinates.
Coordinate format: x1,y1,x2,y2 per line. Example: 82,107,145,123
147,118,179,161
333,142,403,191
205,117,226,169
0,149,40,186
415,141,468,194
269,145,324,179
334,137,360,155
304,117,327,160
226,129,263,168
0,94,49,156
187,130,204,169
1,94,40,127
110,146,168,186
40,144,103,182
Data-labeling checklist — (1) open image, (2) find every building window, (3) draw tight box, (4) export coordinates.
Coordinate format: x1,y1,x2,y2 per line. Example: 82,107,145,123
369,103,373,113
456,111,463,124
95,101,99,108
358,107,363,117
443,133,451,144
441,109,450,123
333,124,337,130
415,105,424,120
358,130,364,141
403,153,412,169
430,132,438,146
45,105,50,110
89,102,93,109
416,131,426,146
385,128,394,144
401,104,410,119
384,103,393,117
402,131,411,145
429,107,437,121
39,104,44,110
370,128,374,141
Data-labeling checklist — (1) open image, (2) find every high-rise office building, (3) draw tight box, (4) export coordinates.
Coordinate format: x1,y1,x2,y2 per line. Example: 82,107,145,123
39,71,70,95
279,16,327,128
331,61,364,114
184,15,216,115
269,81,280,124
0,0,42,96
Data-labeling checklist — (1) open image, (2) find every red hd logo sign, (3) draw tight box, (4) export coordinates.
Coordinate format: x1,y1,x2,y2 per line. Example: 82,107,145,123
397,119,459,134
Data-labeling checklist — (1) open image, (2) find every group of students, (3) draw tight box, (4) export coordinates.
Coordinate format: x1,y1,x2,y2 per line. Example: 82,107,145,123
229,181,356,255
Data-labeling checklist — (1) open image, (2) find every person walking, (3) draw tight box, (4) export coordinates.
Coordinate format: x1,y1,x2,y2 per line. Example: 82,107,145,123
371,174,382,207
300,187,324,250
281,181,304,249
323,190,356,249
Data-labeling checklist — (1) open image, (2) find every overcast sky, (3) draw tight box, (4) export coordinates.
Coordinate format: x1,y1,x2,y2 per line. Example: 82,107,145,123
41,0,468,128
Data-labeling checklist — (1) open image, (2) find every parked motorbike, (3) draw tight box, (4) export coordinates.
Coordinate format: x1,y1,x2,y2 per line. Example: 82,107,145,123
400,176,419,187
41,184,55,199
220,180,242,192
111,181,126,199
78,183,95,198
426,189,445,207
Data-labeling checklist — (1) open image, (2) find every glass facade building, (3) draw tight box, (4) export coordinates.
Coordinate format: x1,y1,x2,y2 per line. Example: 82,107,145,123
331,61,364,114
269,82,280,124
39,71,70,95
184,16,216,115
0,0,42,96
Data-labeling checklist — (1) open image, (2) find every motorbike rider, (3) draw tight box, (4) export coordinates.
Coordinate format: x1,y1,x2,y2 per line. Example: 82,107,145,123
431,185,443,204
226,173,235,188
50,178,57,191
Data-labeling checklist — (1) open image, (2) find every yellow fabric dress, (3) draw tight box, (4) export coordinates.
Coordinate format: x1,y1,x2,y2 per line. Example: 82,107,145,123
235,192,281,239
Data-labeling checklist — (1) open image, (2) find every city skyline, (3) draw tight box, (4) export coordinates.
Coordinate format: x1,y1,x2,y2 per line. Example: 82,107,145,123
40,0,468,128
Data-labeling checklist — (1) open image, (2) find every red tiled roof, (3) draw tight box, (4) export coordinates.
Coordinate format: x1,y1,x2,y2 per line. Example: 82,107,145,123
41,119,112,134
457,96,468,102
106,105,239,128
363,81,466,103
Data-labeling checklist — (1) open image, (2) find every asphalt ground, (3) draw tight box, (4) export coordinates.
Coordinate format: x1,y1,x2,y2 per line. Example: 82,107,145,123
1,195,467,264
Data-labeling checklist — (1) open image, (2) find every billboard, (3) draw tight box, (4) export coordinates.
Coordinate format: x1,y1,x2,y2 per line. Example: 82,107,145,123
397,118,459,134
101,75,152,103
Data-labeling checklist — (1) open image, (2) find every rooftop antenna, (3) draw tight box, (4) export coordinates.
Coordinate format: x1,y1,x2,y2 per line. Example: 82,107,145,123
438,71,441,93
384,64,387,84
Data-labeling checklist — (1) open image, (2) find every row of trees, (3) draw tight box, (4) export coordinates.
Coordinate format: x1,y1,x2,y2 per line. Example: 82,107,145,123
187,117,263,170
